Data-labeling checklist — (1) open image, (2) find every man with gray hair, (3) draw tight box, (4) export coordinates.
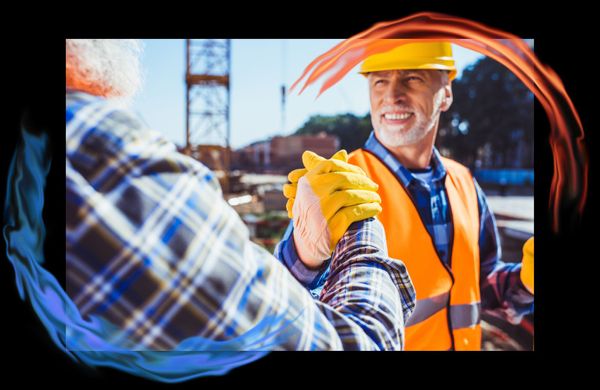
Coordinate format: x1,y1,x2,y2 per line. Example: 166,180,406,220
65,39,416,351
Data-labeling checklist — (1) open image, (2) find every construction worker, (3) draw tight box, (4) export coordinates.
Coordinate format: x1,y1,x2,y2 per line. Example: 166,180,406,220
64,39,416,352
279,40,534,350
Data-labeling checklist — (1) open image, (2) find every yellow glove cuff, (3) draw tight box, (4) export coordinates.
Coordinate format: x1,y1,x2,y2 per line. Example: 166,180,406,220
520,237,534,294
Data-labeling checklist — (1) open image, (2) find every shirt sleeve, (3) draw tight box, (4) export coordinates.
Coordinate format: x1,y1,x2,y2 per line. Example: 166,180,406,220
66,97,416,351
475,178,534,324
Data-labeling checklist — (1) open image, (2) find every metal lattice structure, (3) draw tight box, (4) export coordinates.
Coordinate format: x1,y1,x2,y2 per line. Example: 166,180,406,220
185,39,231,190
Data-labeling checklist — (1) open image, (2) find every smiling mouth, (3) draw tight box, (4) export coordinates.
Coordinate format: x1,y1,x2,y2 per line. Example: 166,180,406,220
381,112,414,124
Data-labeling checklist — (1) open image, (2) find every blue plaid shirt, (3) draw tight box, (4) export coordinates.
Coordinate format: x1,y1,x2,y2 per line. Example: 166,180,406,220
66,91,416,351
277,131,533,323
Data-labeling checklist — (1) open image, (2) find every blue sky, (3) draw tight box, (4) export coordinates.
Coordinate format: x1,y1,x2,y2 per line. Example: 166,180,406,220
133,39,486,149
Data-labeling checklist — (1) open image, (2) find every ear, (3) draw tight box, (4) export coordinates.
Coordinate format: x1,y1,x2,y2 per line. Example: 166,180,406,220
440,84,453,112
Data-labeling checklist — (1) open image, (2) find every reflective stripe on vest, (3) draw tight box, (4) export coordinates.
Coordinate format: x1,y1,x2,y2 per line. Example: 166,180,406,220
348,148,482,351
406,292,481,330
406,292,449,327
450,302,481,330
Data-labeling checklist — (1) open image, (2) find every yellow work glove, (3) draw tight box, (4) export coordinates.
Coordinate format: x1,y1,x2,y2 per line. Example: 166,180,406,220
520,237,534,294
283,150,354,218
282,150,382,269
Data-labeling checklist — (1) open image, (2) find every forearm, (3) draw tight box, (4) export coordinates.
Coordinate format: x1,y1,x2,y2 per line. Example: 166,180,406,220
275,216,416,348
273,218,416,349
242,234,414,350
317,218,416,350
480,261,534,324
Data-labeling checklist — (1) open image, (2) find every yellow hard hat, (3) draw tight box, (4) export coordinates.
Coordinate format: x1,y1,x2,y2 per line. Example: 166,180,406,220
359,40,457,81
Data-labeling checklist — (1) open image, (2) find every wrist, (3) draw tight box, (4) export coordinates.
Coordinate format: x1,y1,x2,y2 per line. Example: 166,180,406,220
292,230,328,270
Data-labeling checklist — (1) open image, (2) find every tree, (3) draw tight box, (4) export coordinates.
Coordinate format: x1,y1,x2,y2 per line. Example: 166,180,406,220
294,113,372,153
437,56,534,169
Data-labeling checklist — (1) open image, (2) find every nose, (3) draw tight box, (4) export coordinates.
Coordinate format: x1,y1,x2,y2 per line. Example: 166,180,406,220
383,76,408,104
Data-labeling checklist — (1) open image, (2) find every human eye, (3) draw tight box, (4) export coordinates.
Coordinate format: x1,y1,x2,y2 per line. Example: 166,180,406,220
406,75,423,82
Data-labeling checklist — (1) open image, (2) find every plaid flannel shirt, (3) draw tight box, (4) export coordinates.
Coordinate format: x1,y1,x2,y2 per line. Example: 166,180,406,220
66,91,416,351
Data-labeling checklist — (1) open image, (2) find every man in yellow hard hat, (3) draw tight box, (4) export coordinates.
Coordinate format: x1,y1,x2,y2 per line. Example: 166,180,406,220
277,40,534,350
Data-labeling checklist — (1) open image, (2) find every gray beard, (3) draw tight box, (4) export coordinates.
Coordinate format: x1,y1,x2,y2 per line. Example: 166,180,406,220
377,125,430,147
376,115,435,147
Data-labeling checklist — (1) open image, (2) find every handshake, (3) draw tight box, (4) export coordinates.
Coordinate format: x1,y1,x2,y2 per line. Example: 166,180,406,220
282,150,382,269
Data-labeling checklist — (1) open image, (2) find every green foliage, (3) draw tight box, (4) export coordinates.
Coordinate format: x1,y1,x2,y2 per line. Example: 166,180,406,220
437,56,534,168
294,113,373,153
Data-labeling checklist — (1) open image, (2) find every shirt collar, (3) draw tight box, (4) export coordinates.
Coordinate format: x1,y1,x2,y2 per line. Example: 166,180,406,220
363,131,447,187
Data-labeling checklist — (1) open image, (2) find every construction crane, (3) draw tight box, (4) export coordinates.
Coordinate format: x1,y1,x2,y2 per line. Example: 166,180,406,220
281,39,287,136
185,39,231,192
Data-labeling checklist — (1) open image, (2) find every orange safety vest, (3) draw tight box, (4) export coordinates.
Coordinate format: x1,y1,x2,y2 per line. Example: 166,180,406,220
348,149,482,351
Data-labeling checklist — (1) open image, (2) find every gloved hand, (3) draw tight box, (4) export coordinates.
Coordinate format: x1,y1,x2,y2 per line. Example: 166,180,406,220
282,150,382,269
283,150,358,218
520,237,534,294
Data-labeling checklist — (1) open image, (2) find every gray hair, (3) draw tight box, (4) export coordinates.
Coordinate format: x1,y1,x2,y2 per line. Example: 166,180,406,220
66,39,144,100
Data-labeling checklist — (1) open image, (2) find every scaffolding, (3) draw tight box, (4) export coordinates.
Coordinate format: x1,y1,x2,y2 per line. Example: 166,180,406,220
185,39,231,191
